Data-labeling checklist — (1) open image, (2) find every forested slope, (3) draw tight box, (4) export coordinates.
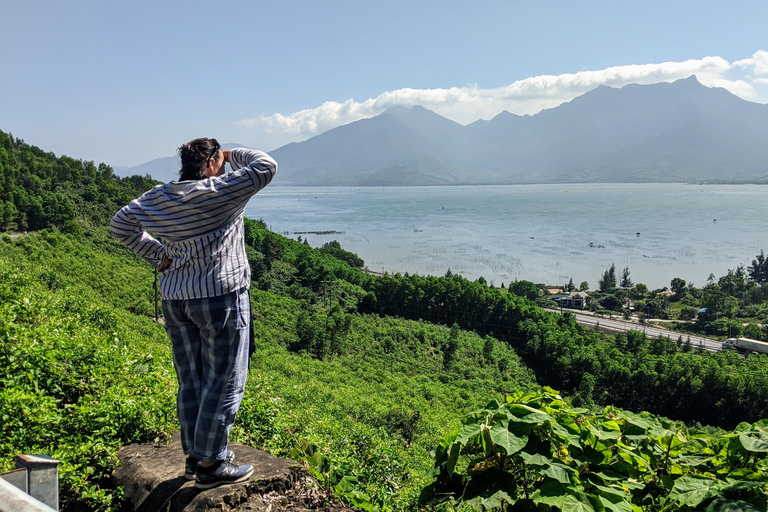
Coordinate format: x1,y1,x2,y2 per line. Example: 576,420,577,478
0,130,157,232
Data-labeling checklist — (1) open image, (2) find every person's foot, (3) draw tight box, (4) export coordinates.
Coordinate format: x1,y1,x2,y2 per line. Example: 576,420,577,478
195,460,254,489
184,450,235,480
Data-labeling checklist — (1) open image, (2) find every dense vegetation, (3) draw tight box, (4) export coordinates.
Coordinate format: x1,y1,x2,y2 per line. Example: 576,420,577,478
570,260,768,341
0,130,157,232
1,134,767,511
422,390,768,511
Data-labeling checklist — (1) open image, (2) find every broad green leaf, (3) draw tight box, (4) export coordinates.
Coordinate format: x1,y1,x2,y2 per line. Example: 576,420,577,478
739,434,768,453
652,427,678,440
591,426,621,440
676,454,715,466
334,474,359,493
484,398,502,411
507,403,547,418
705,497,763,512
532,479,577,508
719,478,768,491
461,467,517,510
552,421,579,442
597,495,633,512
464,491,515,511
489,421,527,455
518,451,551,467
590,482,629,498
561,493,596,512
591,470,629,482
725,468,766,480
541,463,572,484
602,420,622,431
626,416,653,430
548,399,569,410
669,475,724,507
491,410,513,422
510,411,553,425
307,451,324,471
656,431,687,451
571,445,607,465
533,492,567,508
457,422,483,445
446,442,461,474
617,445,649,467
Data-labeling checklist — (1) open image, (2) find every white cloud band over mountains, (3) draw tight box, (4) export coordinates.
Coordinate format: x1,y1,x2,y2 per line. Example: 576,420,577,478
238,51,768,142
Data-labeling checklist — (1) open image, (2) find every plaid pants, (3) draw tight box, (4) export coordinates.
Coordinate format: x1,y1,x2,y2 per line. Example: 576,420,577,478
162,288,250,461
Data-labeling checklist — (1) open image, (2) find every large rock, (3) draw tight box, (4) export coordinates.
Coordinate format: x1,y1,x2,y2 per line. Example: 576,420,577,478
113,433,352,512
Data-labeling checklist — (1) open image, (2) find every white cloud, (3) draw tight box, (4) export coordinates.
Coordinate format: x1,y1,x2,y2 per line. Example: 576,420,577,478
237,52,767,143
734,50,768,76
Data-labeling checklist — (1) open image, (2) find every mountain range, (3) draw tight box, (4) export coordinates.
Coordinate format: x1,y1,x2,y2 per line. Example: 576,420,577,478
116,76,768,185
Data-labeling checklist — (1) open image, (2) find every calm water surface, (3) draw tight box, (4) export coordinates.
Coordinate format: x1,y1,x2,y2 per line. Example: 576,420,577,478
244,184,768,290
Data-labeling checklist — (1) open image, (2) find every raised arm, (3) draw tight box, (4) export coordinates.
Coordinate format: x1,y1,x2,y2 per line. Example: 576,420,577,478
227,147,278,193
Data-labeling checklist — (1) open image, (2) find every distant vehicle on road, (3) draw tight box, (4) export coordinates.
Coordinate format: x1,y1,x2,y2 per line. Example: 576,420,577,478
722,337,768,355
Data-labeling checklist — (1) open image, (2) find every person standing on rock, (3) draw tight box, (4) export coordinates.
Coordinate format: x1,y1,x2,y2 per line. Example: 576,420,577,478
111,138,277,489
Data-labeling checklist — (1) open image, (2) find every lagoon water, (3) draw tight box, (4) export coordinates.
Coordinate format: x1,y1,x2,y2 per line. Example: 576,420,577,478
244,184,768,290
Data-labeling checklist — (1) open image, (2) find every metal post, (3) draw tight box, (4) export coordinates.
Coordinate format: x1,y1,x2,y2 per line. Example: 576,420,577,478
154,267,159,322
15,454,59,511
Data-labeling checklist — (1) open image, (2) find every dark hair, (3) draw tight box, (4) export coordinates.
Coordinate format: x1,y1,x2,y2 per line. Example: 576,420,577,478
178,138,221,181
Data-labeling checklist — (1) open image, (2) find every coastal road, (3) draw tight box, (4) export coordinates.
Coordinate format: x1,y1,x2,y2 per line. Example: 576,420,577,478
549,309,722,352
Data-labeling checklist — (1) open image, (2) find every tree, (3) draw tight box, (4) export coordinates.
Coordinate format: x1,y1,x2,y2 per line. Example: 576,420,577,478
633,283,648,299
509,280,541,301
601,294,624,311
700,285,737,319
671,277,687,296
444,323,460,369
718,266,748,296
319,240,364,268
579,281,589,292
565,277,575,292
483,336,494,362
749,250,768,287
645,296,670,319
620,267,633,289
598,263,617,292
679,307,697,321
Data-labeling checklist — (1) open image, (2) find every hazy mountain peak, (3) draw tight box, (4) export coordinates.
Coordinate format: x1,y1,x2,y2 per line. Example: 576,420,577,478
383,105,412,116
121,79,768,186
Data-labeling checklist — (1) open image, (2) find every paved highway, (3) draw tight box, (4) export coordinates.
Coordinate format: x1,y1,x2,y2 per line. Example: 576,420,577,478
550,309,722,352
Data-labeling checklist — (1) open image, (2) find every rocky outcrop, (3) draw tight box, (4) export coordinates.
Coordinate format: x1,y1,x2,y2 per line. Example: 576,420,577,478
113,433,353,512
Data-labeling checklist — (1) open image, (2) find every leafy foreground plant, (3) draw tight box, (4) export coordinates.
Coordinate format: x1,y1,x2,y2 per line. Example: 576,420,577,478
420,388,768,511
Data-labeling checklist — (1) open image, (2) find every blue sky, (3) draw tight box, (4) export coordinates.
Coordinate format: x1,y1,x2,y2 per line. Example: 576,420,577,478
1,1,767,167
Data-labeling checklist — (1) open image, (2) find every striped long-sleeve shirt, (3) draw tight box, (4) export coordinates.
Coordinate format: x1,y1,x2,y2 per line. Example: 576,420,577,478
110,147,277,300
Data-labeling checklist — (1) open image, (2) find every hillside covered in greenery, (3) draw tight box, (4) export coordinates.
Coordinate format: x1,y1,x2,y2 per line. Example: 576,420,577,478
0,130,157,233
1,134,768,511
